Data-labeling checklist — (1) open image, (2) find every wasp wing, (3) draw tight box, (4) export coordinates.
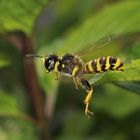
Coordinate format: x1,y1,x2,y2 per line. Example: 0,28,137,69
73,35,126,62
75,35,113,56
89,73,105,84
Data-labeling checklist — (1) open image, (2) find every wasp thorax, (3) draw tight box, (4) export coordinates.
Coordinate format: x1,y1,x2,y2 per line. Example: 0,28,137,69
45,55,59,72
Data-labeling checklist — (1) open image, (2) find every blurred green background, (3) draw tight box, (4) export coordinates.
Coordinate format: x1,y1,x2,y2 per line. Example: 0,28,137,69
0,0,140,140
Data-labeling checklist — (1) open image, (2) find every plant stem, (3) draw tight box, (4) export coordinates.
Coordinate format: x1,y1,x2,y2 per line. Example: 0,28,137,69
8,31,51,140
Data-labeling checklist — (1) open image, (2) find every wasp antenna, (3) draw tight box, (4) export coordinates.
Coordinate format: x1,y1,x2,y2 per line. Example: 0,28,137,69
25,54,44,59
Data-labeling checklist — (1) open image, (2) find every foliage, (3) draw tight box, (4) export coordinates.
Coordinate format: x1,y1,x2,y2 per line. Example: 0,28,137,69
0,0,48,33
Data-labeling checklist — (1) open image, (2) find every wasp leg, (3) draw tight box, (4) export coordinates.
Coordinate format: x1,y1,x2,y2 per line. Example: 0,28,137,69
54,61,60,80
83,89,93,117
80,78,93,117
118,66,124,71
73,77,80,89
55,72,59,80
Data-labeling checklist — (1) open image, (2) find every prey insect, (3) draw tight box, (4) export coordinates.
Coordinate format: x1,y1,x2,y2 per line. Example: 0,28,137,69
26,53,124,117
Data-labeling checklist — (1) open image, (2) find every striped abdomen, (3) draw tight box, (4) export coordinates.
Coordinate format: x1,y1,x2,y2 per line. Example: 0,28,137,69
84,56,124,74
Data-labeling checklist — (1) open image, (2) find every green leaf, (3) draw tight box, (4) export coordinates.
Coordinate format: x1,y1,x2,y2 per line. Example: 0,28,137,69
35,0,105,47
95,84,140,119
39,1,140,55
90,59,140,84
0,118,39,140
0,91,21,116
115,81,140,94
0,59,10,68
0,0,48,33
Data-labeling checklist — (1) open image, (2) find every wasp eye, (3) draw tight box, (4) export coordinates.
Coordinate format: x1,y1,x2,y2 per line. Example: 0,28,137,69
45,55,59,72
49,60,54,68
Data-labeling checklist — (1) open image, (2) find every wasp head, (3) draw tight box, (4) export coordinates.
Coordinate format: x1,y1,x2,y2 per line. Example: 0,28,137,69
45,55,59,72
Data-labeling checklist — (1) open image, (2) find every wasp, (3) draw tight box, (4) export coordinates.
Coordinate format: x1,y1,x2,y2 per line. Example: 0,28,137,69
26,52,124,117
26,36,124,117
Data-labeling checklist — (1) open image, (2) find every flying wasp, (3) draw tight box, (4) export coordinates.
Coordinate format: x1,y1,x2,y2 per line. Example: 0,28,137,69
26,36,124,117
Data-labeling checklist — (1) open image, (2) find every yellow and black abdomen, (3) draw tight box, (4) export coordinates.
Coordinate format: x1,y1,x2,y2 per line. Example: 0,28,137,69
84,56,124,74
